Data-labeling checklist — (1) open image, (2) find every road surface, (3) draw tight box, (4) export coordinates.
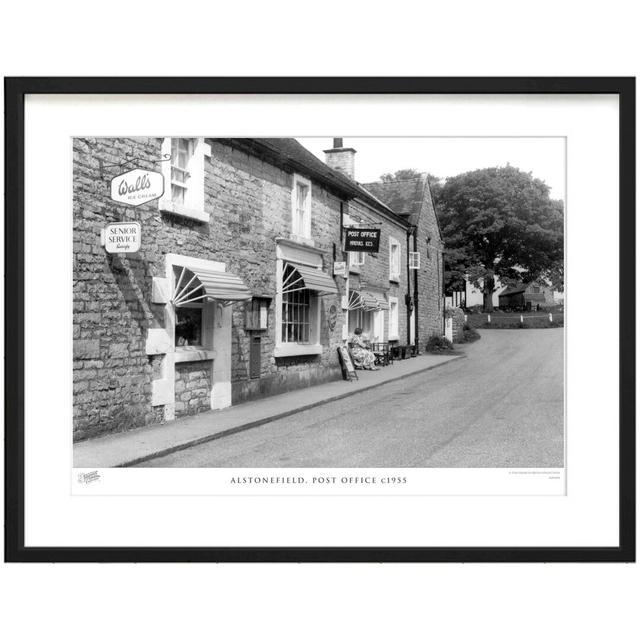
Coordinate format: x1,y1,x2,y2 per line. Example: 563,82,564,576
138,329,564,468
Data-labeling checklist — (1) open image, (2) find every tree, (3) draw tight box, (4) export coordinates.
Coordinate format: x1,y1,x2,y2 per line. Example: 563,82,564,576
379,168,422,182
437,166,564,312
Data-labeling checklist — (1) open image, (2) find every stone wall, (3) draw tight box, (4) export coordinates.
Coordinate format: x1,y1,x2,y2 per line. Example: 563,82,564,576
413,183,445,345
73,137,162,441
174,361,212,418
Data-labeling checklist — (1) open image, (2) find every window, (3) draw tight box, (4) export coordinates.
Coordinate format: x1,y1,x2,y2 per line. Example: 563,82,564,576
275,259,325,356
348,307,373,336
409,251,420,269
175,307,203,347
291,174,312,239
159,137,207,222
389,237,401,281
170,138,193,204
280,263,317,345
388,296,399,339
350,251,365,268
172,266,205,347
282,286,312,344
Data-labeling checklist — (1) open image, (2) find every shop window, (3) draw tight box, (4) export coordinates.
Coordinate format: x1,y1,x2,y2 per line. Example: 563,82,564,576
291,174,312,239
348,307,373,337
172,266,205,348
279,262,321,347
388,296,399,339
282,287,312,343
389,237,401,281
175,307,203,347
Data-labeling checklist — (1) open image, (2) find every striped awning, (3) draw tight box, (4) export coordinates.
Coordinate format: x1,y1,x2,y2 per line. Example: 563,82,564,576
282,262,338,295
359,291,380,311
172,265,252,307
366,290,390,310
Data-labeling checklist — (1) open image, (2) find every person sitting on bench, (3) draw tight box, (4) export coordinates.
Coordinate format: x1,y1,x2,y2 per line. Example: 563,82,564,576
350,327,378,370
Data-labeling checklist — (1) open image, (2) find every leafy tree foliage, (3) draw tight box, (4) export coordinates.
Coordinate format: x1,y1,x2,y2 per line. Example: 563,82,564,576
379,168,422,182
437,166,564,311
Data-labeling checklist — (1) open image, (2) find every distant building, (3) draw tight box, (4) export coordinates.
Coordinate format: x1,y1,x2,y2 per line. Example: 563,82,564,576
498,281,555,310
363,173,445,342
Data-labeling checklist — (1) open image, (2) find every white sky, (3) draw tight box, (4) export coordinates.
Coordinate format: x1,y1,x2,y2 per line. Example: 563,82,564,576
297,137,566,202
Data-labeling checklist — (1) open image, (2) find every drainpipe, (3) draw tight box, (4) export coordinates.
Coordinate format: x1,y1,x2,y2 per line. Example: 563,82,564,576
405,227,412,347
413,228,419,352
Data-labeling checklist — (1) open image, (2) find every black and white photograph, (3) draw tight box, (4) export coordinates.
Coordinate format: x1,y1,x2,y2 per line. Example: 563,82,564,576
72,135,565,473
6,77,632,564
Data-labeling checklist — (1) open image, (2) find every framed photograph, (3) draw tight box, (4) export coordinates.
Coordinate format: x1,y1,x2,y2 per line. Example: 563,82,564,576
4,77,635,562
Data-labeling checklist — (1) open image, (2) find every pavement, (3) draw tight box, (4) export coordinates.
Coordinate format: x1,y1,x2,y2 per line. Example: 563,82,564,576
74,350,463,468
137,328,564,468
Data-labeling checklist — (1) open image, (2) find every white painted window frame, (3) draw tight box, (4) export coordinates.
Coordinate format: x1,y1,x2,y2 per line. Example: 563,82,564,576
389,236,401,282
291,173,312,241
167,254,223,362
274,241,324,358
159,137,209,222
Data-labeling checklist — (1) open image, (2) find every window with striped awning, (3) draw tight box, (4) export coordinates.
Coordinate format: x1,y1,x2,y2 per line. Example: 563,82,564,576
172,265,252,307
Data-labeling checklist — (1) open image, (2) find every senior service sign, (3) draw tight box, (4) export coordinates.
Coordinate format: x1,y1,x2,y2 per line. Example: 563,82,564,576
101,222,142,254
110,168,164,207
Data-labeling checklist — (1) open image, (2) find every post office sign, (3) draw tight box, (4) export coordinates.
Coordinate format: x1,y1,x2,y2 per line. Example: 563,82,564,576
344,228,380,252
102,222,142,254
110,168,164,207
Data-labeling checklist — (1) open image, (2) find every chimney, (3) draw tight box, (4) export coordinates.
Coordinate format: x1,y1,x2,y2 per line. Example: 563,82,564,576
324,137,356,180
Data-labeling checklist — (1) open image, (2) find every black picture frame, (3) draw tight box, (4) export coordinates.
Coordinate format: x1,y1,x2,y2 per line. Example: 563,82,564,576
4,76,635,563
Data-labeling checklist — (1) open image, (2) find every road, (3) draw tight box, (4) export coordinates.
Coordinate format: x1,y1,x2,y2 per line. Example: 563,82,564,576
138,329,564,468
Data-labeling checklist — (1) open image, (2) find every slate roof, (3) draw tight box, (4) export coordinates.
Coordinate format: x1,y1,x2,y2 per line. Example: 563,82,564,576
363,176,443,243
499,283,548,299
499,284,528,297
361,178,428,225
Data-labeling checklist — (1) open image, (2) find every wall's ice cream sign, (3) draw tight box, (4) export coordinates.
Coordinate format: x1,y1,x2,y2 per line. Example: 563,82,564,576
101,222,142,254
110,168,164,206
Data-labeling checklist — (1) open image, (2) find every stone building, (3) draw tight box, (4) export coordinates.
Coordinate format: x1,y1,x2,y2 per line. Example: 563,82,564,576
363,172,445,344
73,137,444,441
498,281,555,310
